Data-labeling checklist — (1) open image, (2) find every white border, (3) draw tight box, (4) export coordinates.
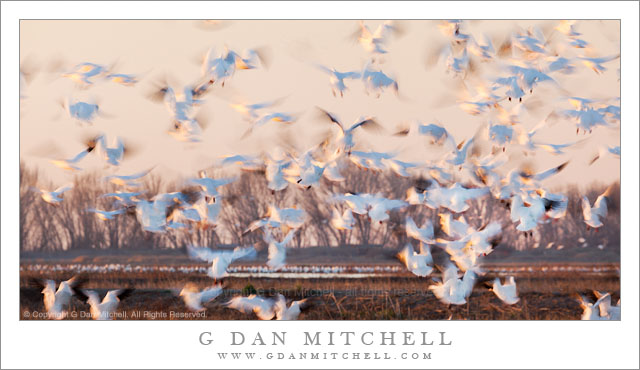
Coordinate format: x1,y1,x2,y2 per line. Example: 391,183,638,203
2,1,638,369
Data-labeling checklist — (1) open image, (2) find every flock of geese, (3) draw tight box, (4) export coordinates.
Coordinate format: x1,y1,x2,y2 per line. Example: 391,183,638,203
24,20,620,320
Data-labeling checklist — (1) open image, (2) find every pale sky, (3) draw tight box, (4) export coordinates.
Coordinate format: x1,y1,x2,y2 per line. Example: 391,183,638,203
19,20,620,189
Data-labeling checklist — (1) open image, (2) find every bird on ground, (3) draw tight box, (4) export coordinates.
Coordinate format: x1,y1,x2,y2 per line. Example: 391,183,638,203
488,276,520,304
31,276,84,320
429,264,477,305
274,294,312,320
592,290,620,320
77,289,133,320
576,291,618,320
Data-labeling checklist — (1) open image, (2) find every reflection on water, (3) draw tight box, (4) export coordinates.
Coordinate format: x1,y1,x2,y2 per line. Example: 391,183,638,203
20,263,620,278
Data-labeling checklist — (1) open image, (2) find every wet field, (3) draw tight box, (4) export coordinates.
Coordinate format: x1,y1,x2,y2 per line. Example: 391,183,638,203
20,263,620,320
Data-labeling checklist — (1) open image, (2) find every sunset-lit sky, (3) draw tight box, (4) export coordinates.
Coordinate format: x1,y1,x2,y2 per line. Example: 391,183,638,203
19,20,620,189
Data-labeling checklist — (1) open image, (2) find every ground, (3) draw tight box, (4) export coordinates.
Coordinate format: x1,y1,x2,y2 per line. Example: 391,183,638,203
19,265,620,320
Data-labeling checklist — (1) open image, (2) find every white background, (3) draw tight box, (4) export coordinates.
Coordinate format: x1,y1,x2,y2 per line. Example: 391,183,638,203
2,1,638,369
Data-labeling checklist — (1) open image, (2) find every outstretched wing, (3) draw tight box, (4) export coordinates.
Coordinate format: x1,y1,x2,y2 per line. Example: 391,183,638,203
186,245,219,262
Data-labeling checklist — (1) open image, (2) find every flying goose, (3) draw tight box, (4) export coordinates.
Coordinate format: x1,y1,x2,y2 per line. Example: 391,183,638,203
32,183,74,204
187,245,257,280
77,289,133,320
582,186,612,229
264,230,297,271
31,276,84,320
180,283,224,312
397,243,433,277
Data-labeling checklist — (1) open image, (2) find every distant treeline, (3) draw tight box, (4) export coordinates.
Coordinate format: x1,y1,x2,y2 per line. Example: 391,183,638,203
19,162,620,254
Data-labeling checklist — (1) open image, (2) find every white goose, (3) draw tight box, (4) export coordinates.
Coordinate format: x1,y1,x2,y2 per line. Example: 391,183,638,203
49,148,90,171
104,167,154,187
592,291,620,320
224,295,277,320
330,208,356,230
577,292,617,320
180,283,224,312
510,193,546,233
189,171,236,200
489,276,520,305
201,46,265,86
425,182,489,213
265,230,297,271
62,62,110,86
274,294,312,320
32,183,74,205
397,243,433,277
96,135,125,166
318,108,382,154
86,208,126,221
78,289,133,320
187,245,257,280
32,276,83,320
315,64,361,97
61,98,101,124
100,191,143,207
105,73,138,86
245,205,307,234
582,186,611,229
439,213,473,239
578,54,620,74
405,216,435,244
361,63,399,97
429,264,477,305
355,20,401,56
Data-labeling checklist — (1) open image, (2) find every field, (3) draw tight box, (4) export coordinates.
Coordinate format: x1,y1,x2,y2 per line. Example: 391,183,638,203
19,262,620,320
